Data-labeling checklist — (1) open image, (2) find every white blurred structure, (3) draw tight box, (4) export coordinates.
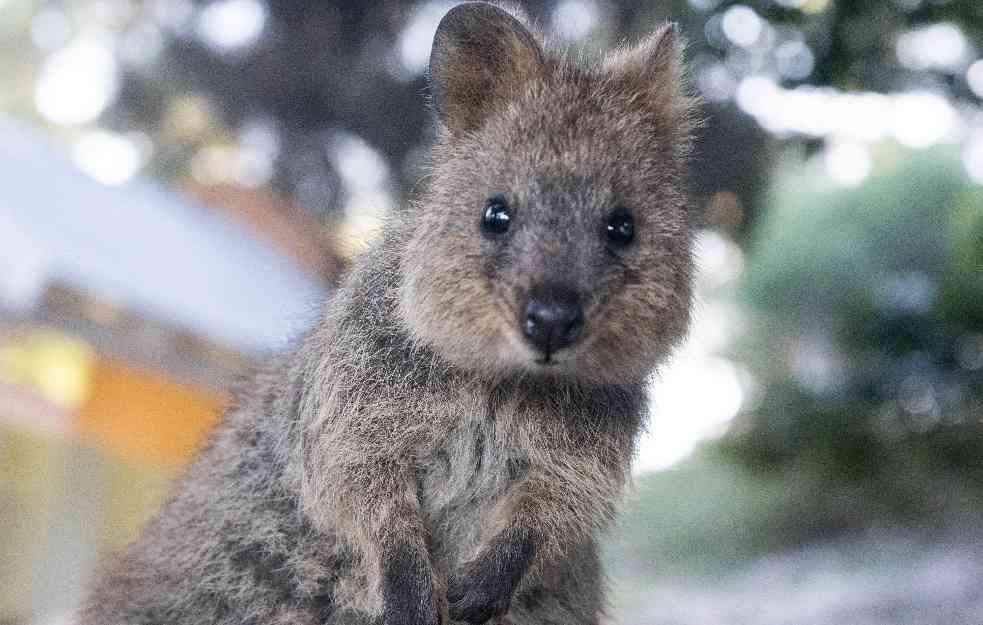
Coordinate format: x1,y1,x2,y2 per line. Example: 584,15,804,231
637,230,748,473
0,115,324,355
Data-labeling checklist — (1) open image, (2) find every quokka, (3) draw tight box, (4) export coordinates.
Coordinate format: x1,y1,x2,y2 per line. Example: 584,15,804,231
79,2,699,624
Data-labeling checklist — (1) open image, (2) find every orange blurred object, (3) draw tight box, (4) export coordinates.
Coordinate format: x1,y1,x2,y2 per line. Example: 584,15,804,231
78,357,228,469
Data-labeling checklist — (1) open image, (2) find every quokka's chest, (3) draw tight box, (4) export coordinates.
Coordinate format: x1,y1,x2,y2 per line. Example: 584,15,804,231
420,420,520,509
413,392,533,562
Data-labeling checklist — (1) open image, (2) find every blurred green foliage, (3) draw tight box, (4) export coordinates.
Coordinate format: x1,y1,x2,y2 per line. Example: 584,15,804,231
722,148,983,532
602,152,983,593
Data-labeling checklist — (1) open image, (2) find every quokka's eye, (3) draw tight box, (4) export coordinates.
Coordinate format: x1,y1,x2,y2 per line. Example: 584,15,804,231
481,195,512,237
605,208,634,246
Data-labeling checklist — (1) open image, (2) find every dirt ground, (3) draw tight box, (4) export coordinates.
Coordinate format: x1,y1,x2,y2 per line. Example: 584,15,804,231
611,535,983,625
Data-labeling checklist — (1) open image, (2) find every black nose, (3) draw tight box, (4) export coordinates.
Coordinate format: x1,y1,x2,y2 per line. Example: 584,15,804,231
522,289,585,356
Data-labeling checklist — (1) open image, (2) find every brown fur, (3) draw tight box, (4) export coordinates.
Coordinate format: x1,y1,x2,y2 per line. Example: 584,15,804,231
78,3,699,624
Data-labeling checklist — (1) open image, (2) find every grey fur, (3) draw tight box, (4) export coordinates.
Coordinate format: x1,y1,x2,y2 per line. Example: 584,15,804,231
78,3,699,624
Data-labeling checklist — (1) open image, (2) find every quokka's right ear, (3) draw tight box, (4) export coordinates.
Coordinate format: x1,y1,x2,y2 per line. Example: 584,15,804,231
602,23,697,123
429,2,546,136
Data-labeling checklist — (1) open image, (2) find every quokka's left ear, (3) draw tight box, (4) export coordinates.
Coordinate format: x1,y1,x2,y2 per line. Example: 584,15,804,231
428,2,546,136
602,23,699,126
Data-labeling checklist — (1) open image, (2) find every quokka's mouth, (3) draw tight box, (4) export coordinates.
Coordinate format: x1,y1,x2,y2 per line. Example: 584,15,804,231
533,349,577,367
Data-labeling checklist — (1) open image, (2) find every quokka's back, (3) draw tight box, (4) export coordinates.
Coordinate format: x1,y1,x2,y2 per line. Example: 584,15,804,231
79,3,699,624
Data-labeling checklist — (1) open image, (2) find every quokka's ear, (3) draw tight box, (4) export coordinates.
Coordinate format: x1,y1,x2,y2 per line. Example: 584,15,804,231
603,23,696,121
429,2,546,135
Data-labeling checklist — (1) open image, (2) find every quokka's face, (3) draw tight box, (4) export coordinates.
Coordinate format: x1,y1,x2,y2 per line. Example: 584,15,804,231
399,2,699,386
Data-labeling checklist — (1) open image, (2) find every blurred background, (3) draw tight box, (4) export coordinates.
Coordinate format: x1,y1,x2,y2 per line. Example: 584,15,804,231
1,0,982,623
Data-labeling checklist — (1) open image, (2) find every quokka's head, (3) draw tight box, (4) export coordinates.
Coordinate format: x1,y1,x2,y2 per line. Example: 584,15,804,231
398,1,700,386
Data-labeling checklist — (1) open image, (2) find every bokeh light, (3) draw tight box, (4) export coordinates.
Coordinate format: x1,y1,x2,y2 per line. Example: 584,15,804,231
195,0,267,53
721,5,762,48
896,22,970,72
35,37,118,125
825,140,872,187
551,0,600,41
71,130,149,186
398,0,456,77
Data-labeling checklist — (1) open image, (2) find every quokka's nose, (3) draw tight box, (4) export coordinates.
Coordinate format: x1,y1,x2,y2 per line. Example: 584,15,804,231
522,289,585,356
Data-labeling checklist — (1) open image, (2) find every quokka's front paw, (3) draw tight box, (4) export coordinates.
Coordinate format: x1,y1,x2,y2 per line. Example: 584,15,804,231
382,545,441,625
446,564,514,625
448,528,537,624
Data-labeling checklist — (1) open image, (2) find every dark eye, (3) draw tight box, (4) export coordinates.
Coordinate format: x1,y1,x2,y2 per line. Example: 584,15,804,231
481,195,511,237
605,208,634,246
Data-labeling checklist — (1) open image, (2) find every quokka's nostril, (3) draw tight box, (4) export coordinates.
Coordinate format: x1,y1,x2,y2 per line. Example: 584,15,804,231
524,312,540,339
562,311,584,343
